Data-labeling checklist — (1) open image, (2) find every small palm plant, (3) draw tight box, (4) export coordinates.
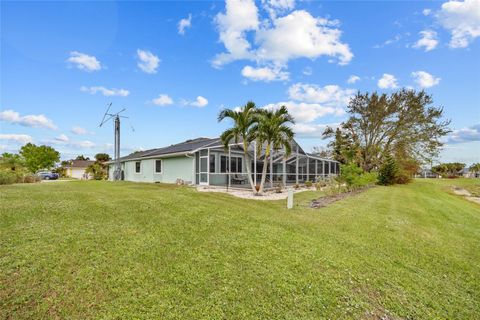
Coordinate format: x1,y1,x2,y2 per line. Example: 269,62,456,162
218,101,259,193
254,106,294,194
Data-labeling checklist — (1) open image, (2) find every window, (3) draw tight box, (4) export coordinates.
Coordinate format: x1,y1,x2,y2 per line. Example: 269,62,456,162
209,154,216,173
155,160,162,173
220,155,242,173
135,161,141,173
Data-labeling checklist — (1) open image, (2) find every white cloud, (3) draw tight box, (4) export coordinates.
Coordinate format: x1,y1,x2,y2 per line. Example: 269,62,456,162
262,0,295,18
377,73,398,89
151,94,174,106
302,67,313,76
55,134,69,142
423,8,432,16
178,14,192,35
80,86,130,97
73,140,96,148
213,1,352,68
438,0,480,48
347,75,360,84
137,49,160,74
0,134,33,144
264,101,345,123
71,126,93,136
67,51,102,72
288,83,355,107
411,71,441,88
291,122,334,138
446,123,480,143
0,109,57,130
190,96,209,108
373,34,401,48
241,65,289,81
413,30,439,51
213,0,259,67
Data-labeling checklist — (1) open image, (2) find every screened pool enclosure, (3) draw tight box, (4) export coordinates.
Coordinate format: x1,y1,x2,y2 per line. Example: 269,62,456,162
194,140,340,189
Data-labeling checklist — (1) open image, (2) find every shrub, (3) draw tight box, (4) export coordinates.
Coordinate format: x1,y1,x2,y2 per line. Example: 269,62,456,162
305,180,313,188
336,163,377,191
0,171,18,185
274,183,283,193
378,156,399,186
23,174,41,183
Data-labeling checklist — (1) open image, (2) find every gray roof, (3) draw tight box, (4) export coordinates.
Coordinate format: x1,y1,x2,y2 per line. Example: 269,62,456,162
112,137,220,162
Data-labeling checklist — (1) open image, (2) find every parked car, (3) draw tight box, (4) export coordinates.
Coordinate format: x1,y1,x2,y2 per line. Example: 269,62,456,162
36,171,59,180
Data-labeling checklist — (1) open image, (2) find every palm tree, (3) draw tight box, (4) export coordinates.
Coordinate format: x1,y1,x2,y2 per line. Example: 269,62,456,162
218,101,259,193
254,106,295,194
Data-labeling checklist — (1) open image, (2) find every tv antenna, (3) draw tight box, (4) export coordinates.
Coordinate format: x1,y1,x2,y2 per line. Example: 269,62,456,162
99,103,128,180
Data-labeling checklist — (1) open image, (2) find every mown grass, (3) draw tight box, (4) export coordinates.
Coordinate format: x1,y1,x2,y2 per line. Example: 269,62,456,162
1,179,479,319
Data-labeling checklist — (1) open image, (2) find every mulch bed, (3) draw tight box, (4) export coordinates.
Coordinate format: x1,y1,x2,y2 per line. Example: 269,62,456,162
310,187,371,208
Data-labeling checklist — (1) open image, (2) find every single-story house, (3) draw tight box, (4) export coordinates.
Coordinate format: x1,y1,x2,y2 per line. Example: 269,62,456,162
64,160,95,179
107,137,339,188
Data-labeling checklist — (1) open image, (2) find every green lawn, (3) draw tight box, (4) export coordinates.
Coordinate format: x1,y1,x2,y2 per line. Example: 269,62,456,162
1,179,479,319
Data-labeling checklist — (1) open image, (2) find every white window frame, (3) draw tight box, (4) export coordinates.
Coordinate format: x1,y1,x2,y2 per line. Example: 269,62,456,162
134,161,141,174
154,159,162,174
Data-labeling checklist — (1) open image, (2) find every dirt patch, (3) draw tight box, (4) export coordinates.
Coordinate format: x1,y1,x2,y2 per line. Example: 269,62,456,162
310,188,368,208
452,186,480,205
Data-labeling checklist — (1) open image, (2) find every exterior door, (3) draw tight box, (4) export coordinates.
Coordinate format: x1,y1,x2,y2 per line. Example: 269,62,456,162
199,156,208,185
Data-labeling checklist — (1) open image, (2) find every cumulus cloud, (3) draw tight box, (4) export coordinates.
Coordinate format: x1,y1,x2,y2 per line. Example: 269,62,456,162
423,8,432,16
446,123,480,143
137,49,160,74
178,14,192,35
80,86,130,97
241,65,289,81
438,0,480,48
413,30,439,51
151,94,174,106
288,83,355,107
213,0,352,71
302,67,313,76
291,122,340,138
189,96,209,108
55,134,69,142
0,134,33,144
67,51,102,72
262,0,295,18
411,71,441,88
0,109,57,130
377,73,398,89
347,75,360,84
71,126,93,136
264,101,345,123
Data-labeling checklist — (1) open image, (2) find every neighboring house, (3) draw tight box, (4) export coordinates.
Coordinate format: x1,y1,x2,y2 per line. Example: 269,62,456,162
107,137,340,188
461,168,480,178
417,169,439,178
64,160,95,179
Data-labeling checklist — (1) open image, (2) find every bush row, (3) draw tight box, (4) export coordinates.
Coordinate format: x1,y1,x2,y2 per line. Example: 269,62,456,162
0,170,41,185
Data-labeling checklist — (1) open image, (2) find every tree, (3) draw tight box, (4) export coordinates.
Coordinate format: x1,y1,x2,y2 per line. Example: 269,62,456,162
470,163,480,174
378,155,399,185
19,143,60,173
254,106,295,194
218,101,259,193
86,163,106,180
431,162,465,177
75,155,90,161
324,90,450,172
0,153,25,171
310,146,332,159
94,153,111,163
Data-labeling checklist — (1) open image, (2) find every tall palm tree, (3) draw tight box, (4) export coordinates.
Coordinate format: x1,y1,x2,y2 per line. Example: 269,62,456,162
218,101,259,193
254,106,295,194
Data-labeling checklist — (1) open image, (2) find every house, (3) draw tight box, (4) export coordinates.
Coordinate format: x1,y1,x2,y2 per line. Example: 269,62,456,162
107,137,339,188
64,160,95,179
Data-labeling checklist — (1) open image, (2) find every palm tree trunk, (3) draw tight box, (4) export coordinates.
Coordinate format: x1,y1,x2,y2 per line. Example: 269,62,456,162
243,141,257,193
258,143,270,194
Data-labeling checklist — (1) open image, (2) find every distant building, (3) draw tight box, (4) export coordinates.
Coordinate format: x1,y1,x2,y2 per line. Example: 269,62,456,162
64,160,95,179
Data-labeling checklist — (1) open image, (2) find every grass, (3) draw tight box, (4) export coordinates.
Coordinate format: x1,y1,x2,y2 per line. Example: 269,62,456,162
1,179,479,319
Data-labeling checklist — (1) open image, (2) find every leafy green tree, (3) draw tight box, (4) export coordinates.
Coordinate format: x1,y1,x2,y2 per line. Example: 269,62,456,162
218,101,260,193
470,163,480,174
378,155,399,185
94,153,111,163
86,163,107,180
75,155,90,161
324,90,450,172
19,143,60,173
254,106,295,194
432,162,465,177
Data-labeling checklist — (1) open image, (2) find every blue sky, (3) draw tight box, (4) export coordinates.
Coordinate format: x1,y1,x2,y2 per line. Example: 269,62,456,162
1,0,479,164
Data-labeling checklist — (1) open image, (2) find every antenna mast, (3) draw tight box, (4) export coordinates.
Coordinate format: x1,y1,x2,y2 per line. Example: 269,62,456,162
99,103,128,181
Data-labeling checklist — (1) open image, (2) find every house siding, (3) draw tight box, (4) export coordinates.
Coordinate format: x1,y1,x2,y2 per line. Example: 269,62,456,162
110,156,194,184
